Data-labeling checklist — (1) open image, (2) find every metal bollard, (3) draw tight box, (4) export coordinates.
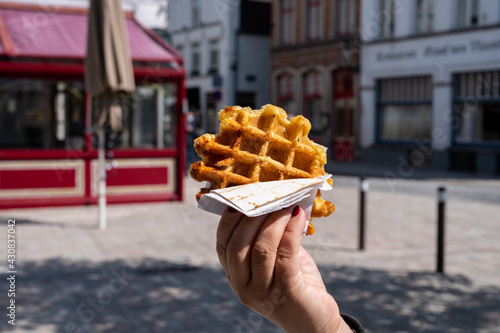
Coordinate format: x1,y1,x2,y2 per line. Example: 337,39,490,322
437,187,446,273
359,177,369,250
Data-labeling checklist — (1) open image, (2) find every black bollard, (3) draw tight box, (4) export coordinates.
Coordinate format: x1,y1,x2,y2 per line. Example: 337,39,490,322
359,177,368,250
437,187,446,273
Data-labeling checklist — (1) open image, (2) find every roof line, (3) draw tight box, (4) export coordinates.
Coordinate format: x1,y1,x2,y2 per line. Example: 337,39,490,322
0,10,15,56
0,2,134,18
130,16,184,65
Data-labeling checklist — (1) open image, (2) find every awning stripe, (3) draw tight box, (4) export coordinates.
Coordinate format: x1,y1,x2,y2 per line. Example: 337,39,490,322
0,6,181,64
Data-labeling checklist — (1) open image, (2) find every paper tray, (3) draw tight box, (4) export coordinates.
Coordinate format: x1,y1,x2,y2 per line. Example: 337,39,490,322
197,175,332,223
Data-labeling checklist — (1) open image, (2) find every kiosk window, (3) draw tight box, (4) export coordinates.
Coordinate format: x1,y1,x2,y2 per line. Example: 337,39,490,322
105,83,177,149
0,79,85,150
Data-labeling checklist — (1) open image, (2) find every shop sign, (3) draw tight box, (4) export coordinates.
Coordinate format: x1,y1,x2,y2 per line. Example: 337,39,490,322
376,36,500,62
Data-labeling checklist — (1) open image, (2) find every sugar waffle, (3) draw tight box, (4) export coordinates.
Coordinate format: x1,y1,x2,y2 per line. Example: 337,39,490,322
190,104,335,235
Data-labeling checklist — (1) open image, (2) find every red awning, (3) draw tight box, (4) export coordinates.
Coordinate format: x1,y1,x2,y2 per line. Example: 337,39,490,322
0,4,183,64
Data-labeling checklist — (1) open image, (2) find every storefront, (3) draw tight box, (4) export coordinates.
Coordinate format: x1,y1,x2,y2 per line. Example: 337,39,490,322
0,3,186,209
360,26,500,174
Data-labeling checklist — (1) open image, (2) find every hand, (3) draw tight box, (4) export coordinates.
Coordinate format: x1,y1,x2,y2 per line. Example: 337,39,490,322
216,206,352,333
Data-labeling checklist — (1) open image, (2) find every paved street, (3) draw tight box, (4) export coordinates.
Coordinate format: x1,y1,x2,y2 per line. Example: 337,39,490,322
0,175,499,333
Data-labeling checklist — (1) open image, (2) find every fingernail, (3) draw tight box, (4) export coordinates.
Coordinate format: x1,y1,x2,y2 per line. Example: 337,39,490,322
292,205,300,217
227,206,237,213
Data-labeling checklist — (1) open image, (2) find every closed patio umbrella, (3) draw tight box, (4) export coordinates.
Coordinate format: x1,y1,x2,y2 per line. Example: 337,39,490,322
85,0,135,229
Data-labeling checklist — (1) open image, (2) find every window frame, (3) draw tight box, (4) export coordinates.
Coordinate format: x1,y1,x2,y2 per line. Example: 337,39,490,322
379,0,395,39
174,44,184,58
414,0,434,34
456,0,479,29
277,72,295,107
191,0,201,26
452,70,500,147
306,0,321,41
0,79,86,150
376,76,433,144
303,70,325,135
334,0,356,37
280,0,294,45
208,40,219,74
190,42,200,76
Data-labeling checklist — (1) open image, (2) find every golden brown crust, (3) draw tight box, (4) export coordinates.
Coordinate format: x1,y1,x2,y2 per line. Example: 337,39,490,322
190,104,335,234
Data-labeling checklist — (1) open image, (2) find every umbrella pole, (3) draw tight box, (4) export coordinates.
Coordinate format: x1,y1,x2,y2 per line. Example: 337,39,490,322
98,128,107,230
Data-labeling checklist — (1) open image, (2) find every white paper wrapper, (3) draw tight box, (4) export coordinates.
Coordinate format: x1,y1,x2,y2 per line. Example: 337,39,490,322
198,175,332,232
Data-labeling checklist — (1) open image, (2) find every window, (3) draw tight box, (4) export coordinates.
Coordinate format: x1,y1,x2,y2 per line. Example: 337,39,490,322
191,42,200,76
236,92,256,109
333,69,355,140
106,83,177,149
280,0,294,45
334,0,356,36
380,0,395,38
415,0,434,34
0,79,85,149
209,40,219,74
303,71,326,136
454,71,500,144
277,73,295,115
378,76,432,141
192,0,201,26
306,0,321,41
456,0,479,28
175,44,184,58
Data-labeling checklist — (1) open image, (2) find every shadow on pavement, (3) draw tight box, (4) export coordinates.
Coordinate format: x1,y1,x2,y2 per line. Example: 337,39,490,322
1,259,499,333
14,218,96,230
320,266,500,333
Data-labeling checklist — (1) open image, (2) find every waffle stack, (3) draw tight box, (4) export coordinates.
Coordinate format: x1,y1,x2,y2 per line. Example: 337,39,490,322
190,104,334,235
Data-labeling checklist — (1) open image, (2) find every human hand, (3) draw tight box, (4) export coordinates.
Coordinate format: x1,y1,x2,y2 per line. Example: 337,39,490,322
216,206,352,333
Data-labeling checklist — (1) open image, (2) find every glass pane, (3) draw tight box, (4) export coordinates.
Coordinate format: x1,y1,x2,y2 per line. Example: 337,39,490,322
349,99,355,139
379,76,431,102
308,98,322,134
0,79,85,150
457,0,466,27
455,103,500,143
379,104,432,140
280,99,296,117
336,99,345,138
112,83,177,149
339,0,346,35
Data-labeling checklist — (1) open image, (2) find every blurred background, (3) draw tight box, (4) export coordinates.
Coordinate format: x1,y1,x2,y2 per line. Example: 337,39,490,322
0,0,499,332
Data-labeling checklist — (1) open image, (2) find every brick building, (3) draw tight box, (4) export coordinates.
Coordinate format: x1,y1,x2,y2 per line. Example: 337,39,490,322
271,0,360,161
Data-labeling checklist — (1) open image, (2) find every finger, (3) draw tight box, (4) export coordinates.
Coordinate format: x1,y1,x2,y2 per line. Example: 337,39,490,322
274,206,307,284
216,207,244,272
250,206,295,289
225,213,269,288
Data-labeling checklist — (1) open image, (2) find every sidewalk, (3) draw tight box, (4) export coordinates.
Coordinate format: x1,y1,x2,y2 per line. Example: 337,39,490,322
0,175,499,332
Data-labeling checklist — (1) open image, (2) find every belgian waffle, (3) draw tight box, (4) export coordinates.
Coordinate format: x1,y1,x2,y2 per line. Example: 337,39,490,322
190,104,335,235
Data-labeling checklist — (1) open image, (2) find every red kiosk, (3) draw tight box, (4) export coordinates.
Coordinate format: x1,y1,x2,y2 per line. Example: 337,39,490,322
0,3,186,209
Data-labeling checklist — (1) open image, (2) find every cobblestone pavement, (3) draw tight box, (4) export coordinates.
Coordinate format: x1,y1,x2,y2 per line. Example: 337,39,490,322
0,175,499,333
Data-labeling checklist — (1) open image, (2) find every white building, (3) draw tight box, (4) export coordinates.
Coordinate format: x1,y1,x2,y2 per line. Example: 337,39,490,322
168,0,271,134
360,0,500,174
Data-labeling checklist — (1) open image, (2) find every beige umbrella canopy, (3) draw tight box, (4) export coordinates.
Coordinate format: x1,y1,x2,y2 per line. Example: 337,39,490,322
85,0,135,229
85,0,135,132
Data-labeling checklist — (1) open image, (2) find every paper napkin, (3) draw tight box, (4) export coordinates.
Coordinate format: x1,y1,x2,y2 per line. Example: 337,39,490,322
197,174,332,224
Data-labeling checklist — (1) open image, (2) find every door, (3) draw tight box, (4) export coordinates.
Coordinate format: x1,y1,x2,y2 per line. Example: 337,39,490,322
332,69,355,161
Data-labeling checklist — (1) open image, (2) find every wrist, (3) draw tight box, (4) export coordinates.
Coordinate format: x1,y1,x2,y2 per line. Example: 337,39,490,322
321,313,353,333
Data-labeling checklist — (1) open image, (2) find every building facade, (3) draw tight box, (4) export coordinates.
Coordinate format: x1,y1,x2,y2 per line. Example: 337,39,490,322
360,0,500,174
271,0,361,161
0,3,185,209
168,0,271,136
